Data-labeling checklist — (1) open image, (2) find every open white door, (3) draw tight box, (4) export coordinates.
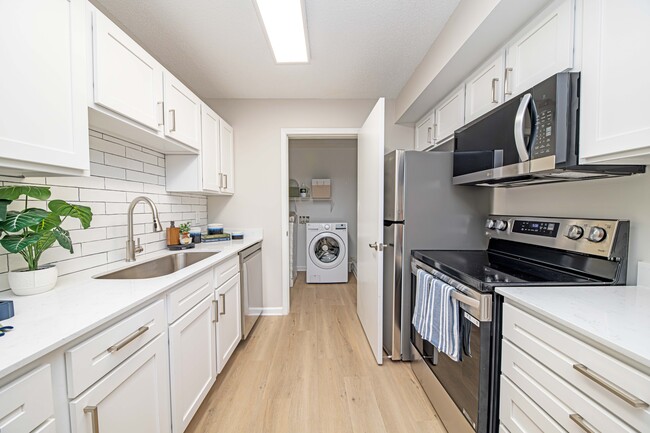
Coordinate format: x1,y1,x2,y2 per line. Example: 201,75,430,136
356,98,385,365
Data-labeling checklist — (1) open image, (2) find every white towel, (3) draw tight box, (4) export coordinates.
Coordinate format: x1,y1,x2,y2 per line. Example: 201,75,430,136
412,270,461,362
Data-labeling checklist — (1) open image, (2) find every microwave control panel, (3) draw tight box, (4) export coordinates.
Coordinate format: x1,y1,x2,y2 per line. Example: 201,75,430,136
531,107,555,158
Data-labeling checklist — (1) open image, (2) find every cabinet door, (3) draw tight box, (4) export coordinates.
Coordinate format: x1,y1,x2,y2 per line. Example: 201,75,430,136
164,72,201,151
465,52,505,122
0,0,89,173
201,105,222,192
91,8,164,132
69,334,171,433
215,274,242,373
0,365,54,433
415,112,434,151
219,119,235,194
169,295,217,433
504,0,574,100
579,0,650,163
433,86,465,145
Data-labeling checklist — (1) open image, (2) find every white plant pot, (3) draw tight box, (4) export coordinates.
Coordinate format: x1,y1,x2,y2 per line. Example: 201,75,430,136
8,265,58,296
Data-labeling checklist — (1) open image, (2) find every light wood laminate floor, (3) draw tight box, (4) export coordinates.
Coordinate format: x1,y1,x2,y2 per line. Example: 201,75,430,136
186,272,446,433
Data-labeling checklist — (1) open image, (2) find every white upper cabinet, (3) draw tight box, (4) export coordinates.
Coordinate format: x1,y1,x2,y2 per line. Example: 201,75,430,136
200,105,223,192
219,119,235,195
0,0,89,176
163,71,202,151
505,0,575,100
91,9,163,132
579,0,650,164
465,52,505,123
433,85,465,145
415,112,434,151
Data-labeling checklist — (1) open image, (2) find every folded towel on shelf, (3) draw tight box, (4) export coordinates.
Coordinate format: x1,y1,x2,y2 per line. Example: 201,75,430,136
412,270,461,362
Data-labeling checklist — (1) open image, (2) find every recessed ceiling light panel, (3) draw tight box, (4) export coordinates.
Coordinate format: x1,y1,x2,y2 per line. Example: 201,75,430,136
254,0,310,64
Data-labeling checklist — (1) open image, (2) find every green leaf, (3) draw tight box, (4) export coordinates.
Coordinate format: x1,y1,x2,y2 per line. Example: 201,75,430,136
0,233,43,254
35,213,61,232
35,231,57,255
0,209,50,233
0,199,9,221
48,200,93,229
0,185,51,201
53,227,73,253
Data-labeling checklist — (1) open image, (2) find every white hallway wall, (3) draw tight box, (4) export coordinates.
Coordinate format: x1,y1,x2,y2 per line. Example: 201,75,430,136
289,139,358,271
492,171,650,284
206,99,413,311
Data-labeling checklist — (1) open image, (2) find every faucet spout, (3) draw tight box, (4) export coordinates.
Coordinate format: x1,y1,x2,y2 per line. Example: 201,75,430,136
126,196,161,262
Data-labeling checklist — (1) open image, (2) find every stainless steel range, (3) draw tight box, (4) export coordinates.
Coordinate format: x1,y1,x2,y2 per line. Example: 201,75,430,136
410,215,630,433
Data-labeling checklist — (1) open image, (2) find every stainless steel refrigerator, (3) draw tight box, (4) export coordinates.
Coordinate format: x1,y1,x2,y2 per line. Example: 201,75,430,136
383,150,490,360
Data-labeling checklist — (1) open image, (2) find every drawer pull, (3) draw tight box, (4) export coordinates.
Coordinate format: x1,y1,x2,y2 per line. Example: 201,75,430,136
569,413,596,433
213,300,219,323
106,326,150,353
573,363,649,408
220,294,226,315
84,406,100,433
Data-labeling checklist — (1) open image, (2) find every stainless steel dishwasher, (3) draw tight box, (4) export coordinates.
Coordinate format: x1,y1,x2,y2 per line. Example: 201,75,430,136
239,242,263,339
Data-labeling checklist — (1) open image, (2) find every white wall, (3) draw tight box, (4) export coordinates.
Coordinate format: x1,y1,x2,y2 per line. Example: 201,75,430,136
205,99,378,311
492,172,650,284
0,130,207,291
289,139,358,270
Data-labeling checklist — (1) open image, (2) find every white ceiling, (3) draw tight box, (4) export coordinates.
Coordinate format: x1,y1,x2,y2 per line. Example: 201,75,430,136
93,0,460,100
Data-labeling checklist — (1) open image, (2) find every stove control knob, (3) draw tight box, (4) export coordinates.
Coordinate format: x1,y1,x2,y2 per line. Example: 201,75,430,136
485,219,496,230
566,225,584,240
324,224,330,230
495,220,508,231
587,226,607,243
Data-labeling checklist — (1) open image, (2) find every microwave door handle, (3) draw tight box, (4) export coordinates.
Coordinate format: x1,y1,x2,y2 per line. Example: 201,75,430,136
514,93,532,162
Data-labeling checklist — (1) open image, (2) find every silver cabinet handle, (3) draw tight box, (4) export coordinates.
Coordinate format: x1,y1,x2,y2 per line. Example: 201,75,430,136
433,123,438,141
504,67,513,96
573,363,649,408
169,109,176,132
218,173,223,189
106,326,149,353
513,93,532,162
84,406,100,433
368,242,387,251
569,414,596,433
224,174,228,189
157,101,164,126
426,126,432,144
212,300,219,323
491,78,499,103
220,294,226,315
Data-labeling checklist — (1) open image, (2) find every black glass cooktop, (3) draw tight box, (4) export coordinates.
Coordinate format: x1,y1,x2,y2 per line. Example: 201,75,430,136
412,249,603,292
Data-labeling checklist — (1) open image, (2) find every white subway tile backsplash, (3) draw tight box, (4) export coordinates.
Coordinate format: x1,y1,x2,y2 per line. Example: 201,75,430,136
0,132,207,282
90,162,126,179
126,148,158,165
126,170,158,184
89,129,102,138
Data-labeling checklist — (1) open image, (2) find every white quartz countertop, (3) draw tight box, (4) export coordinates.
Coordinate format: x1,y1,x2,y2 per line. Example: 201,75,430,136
496,284,650,371
0,230,262,379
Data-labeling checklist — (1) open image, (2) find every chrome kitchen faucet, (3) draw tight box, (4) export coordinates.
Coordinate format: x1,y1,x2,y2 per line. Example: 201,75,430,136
125,196,162,262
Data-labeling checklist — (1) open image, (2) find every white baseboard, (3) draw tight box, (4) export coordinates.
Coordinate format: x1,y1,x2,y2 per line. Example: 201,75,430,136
351,261,358,278
297,265,306,272
260,307,285,316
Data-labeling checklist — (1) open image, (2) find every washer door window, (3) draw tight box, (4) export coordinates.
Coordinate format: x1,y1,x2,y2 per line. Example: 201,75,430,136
309,232,346,270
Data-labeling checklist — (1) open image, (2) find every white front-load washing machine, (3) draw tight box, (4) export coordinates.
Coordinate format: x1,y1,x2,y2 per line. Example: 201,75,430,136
306,222,348,283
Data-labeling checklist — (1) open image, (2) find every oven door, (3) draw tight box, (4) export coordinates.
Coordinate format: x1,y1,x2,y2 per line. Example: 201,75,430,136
410,260,494,433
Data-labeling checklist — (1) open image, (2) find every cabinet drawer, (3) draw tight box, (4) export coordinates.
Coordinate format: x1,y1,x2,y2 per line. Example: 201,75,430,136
502,340,637,433
503,303,650,431
33,418,57,433
65,300,166,398
214,255,239,288
0,365,54,433
167,269,213,323
500,376,564,433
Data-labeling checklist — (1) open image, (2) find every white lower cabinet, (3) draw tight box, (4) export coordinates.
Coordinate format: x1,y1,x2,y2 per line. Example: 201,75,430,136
215,274,242,373
69,333,171,433
0,365,55,432
168,295,217,433
500,302,650,433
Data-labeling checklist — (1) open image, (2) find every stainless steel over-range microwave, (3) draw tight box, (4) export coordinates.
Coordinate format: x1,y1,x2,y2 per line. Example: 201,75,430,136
452,72,645,187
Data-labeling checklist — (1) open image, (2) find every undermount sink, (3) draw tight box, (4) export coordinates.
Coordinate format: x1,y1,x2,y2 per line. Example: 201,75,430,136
94,252,219,280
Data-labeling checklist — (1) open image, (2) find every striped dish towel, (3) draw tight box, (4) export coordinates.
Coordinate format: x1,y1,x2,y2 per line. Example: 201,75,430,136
412,270,461,362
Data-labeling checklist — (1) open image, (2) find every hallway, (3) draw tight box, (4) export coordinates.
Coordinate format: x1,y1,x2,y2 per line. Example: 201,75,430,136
186,273,446,433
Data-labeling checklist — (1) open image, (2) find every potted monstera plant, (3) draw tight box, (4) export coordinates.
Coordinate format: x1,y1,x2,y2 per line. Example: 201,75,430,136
0,186,93,296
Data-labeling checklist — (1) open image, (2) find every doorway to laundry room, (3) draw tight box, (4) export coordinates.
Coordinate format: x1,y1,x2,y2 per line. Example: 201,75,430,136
288,138,358,289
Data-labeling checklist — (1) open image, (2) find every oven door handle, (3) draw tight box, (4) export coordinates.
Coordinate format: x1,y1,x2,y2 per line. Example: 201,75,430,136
451,291,480,310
